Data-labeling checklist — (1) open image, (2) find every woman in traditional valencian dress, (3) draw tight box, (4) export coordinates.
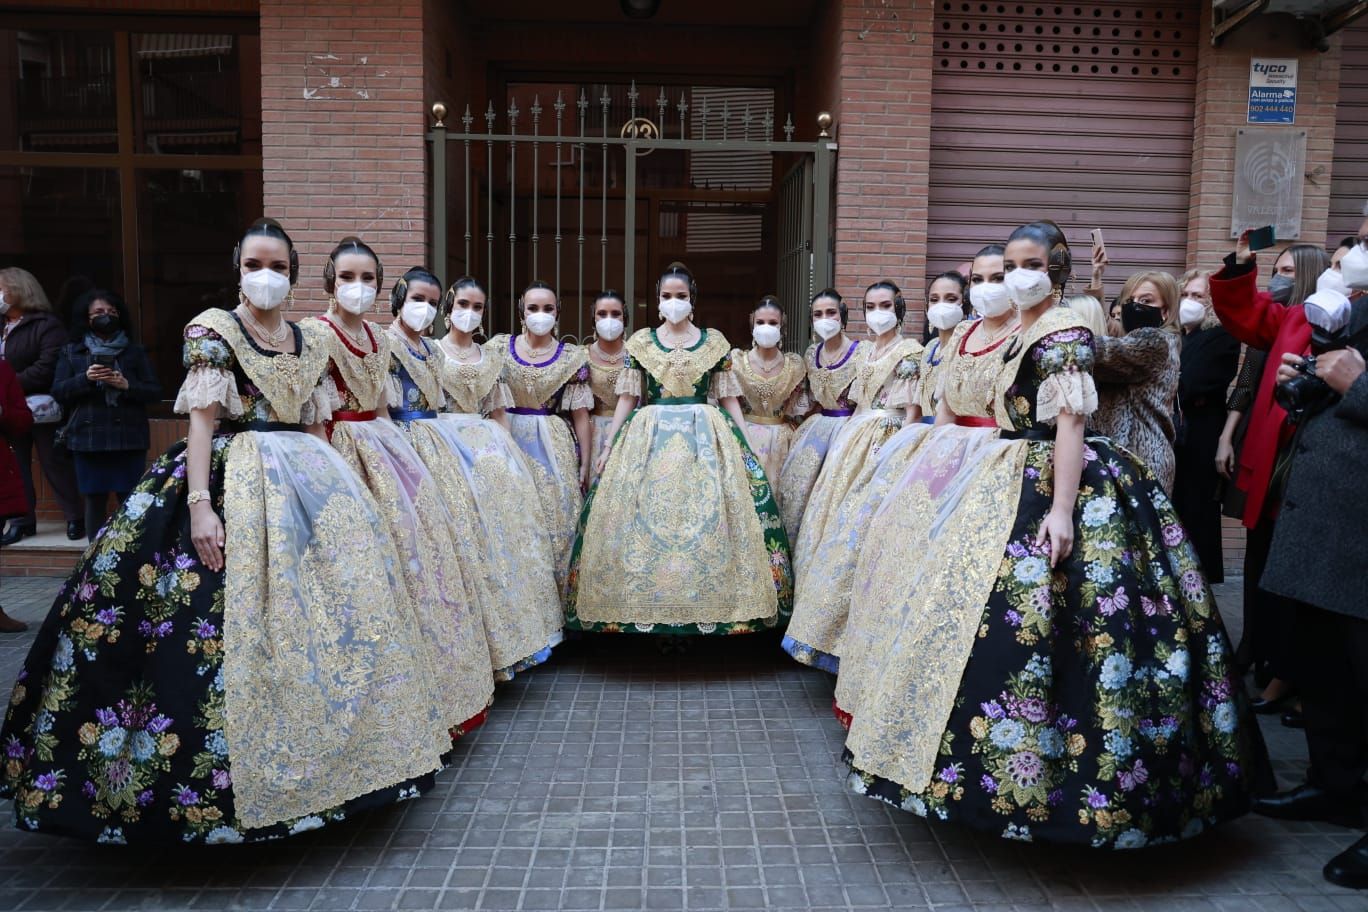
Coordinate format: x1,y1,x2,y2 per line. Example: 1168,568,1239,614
434,277,563,679
565,263,792,635
307,238,493,729
584,291,633,487
729,296,807,503
0,220,451,844
777,289,864,541
835,221,1266,849
783,282,925,672
919,271,971,423
489,282,592,589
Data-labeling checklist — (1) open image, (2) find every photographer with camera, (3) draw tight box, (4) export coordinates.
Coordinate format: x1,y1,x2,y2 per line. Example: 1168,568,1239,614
1215,219,1368,889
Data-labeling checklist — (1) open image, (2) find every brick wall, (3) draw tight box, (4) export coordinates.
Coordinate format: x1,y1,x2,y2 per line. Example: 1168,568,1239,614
1186,7,1347,576
825,0,934,334
259,0,429,316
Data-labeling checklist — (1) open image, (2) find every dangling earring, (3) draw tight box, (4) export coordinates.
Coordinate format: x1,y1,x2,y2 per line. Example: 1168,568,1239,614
285,288,296,309
327,295,338,313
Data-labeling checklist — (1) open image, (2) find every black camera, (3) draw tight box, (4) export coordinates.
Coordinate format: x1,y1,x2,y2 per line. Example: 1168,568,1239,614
1274,325,1347,419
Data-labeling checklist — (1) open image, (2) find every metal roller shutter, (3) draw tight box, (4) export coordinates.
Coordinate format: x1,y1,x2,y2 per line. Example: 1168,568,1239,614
1329,19,1368,245
928,1,1199,286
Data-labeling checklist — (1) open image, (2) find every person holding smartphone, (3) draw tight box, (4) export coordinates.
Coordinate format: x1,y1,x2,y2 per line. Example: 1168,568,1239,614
51,289,161,541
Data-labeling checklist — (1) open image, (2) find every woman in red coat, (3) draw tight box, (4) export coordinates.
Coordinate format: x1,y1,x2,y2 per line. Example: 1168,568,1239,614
1210,238,1328,715
0,358,34,631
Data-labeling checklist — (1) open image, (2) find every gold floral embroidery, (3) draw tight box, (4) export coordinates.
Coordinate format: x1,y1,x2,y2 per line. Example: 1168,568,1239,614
625,329,731,399
731,350,805,418
838,428,1027,794
848,338,922,408
435,341,503,414
587,359,623,410
188,309,330,425
488,334,589,406
387,328,445,411
308,318,391,411
804,340,866,409
221,431,450,830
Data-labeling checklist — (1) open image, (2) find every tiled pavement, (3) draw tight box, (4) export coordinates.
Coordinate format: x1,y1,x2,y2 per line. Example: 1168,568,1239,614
0,575,1362,911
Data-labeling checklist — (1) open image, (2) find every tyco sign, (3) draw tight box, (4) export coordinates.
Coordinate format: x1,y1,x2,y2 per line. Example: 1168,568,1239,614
1249,57,1298,125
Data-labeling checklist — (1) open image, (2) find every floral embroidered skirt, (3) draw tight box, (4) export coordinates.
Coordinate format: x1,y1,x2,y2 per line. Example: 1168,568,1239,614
328,418,495,720
784,419,931,673
565,403,792,635
776,413,849,543
0,432,453,843
413,414,564,680
743,419,795,510
838,430,1268,847
506,413,583,594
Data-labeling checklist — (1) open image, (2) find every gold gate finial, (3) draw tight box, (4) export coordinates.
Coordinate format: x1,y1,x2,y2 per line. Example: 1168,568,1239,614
817,112,833,139
432,102,448,128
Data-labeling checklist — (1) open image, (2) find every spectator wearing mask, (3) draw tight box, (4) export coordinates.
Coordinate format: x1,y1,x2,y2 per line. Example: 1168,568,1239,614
1333,236,1357,271
0,267,83,543
1171,269,1240,582
1090,270,1182,493
51,290,161,542
0,359,33,632
1245,217,1368,891
1211,241,1329,716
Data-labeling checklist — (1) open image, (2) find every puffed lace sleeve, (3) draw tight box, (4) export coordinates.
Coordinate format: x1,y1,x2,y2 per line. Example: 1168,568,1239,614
173,324,244,417
615,365,644,398
1033,327,1099,423
481,379,514,415
708,351,744,400
560,362,595,412
319,371,346,414
299,379,334,426
883,354,921,410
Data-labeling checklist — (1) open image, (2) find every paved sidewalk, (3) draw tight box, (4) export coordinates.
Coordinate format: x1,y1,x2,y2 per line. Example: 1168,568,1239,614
0,577,1361,911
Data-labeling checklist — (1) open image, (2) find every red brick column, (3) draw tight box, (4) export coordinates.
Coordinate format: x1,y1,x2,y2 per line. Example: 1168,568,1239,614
1186,8,1345,271
823,0,934,329
259,0,430,314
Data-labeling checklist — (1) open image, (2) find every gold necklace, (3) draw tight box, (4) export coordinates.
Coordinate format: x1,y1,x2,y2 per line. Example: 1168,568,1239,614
329,314,370,350
750,347,784,374
659,324,697,350
442,335,481,363
519,334,555,360
236,304,290,347
591,341,624,364
870,333,901,361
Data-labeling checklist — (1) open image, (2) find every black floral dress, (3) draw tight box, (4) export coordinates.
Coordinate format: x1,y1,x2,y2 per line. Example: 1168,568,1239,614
840,310,1269,848
1,313,448,844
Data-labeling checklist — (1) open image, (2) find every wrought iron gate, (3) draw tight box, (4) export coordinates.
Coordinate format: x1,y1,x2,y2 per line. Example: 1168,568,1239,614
426,83,836,347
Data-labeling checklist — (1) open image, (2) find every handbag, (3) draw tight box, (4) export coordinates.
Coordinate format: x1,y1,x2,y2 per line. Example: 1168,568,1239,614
24,394,62,425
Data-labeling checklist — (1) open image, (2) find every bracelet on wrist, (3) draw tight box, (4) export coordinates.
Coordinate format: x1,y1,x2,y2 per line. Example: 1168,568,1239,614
186,490,212,506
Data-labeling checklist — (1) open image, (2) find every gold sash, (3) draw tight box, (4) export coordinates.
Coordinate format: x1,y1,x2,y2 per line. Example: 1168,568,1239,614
805,340,865,409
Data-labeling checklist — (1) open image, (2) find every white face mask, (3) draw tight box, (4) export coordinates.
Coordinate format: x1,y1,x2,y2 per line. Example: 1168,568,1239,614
812,317,843,340
334,281,376,316
970,282,1012,318
1178,297,1206,328
751,323,782,348
523,310,556,336
241,268,291,311
1317,266,1352,299
865,308,899,336
926,302,963,331
659,298,692,325
449,308,482,334
401,299,437,333
1003,268,1054,309
595,317,625,341
1340,244,1368,290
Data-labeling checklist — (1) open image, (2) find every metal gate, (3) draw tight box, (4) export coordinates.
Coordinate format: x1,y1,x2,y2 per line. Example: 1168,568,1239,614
426,82,835,347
